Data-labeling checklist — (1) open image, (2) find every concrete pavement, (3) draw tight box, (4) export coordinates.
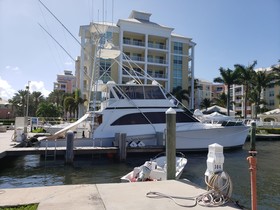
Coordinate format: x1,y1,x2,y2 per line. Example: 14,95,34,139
0,180,240,210
0,130,19,159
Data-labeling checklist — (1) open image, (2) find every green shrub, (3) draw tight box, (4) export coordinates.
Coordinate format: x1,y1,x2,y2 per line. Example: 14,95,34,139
256,128,280,134
31,128,46,133
0,203,38,210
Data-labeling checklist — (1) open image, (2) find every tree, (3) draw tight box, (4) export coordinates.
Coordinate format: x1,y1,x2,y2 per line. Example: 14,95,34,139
36,102,61,117
74,89,87,118
47,89,65,107
213,92,228,108
271,59,280,72
213,68,239,116
250,70,274,119
170,86,189,104
200,98,212,110
64,96,76,119
8,90,28,116
29,91,44,116
234,60,257,119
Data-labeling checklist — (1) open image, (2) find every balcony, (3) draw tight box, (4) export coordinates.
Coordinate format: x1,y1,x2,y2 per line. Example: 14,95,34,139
148,42,167,50
147,57,167,65
123,39,145,47
147,70,166,78
123,55,145,62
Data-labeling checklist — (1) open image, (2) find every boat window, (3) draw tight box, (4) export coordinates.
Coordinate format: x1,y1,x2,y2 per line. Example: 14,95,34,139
120,86,144,99
144,86,166,99
111,111,198,126
112,86,124,99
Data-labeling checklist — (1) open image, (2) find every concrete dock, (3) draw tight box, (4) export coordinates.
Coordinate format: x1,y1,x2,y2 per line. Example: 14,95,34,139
0,180,240,209
0,130,19,158
0,130,241,209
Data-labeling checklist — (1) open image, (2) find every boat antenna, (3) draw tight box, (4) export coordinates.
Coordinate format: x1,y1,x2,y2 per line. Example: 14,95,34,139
38,23,76,61
38,0,82,48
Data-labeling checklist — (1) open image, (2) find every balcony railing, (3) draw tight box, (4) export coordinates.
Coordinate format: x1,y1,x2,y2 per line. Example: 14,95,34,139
148,42,166,50
147,57,167,64
148,73,166,78
123,39,145,47
123,55,145,62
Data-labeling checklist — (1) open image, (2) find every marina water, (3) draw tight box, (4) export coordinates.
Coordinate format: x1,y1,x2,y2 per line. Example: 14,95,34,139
0,141,279,209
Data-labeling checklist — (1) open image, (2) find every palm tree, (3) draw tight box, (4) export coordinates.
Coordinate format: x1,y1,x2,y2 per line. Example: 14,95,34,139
47,89,65,107
74,89,87,118
213,92,227,108
234,60,257,119
200,98,212,110
36,102,61,117
8,90,28,116
30,91,44,116
250,70,274,119
170,86,189,105
64,96,76,119
271,59,280,72
213,68,239,116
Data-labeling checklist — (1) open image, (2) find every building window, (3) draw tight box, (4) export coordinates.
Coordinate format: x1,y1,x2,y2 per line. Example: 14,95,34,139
269,90,274,97
173,42,183,54
123,37,131,44
100,59,111,83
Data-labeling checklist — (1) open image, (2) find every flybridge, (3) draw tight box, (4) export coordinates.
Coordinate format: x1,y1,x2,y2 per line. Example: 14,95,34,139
100,82,167,100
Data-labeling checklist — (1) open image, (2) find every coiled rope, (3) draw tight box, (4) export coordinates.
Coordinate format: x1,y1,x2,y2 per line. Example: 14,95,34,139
146,171,246,208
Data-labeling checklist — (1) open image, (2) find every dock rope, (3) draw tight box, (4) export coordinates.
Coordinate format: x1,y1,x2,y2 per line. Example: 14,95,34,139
146,171,247,209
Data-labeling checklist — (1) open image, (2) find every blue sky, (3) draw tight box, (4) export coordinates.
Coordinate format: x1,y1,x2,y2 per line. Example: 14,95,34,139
0,0,279,101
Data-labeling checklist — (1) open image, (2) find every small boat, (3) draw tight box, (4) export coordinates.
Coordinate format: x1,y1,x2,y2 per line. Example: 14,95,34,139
121,152,187,182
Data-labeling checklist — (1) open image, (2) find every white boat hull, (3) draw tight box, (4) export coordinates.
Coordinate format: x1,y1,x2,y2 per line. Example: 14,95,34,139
92,123,249,151
121,154,187,182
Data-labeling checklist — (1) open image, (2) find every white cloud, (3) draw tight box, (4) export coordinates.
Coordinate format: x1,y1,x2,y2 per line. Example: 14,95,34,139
28,81,51,97
0,78,51,101
5,65,20,71
64,61,73,66
0,77,16,101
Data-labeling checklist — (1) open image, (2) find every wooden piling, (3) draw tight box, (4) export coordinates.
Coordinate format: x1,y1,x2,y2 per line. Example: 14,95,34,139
247,121,257,210
65,130,74,165
166,108,176,180
116,133,127,162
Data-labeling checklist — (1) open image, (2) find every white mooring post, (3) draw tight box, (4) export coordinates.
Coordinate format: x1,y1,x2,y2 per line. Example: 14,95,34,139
205,143,224,181
166,107,176,180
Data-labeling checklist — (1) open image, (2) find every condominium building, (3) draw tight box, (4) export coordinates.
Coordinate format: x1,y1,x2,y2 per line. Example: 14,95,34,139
54,70,76,93
195,79,213,109
230,84,252,118
194,79,226,109
256,66,280,110
76,10,196,116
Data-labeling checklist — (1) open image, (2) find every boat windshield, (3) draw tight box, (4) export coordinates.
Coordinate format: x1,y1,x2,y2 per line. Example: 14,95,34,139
111,85,166,100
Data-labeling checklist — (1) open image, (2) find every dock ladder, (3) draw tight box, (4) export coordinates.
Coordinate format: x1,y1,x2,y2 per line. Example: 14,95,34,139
44,139,57,161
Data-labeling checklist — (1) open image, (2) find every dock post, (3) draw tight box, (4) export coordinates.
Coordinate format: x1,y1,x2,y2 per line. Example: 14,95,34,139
166,108,176,180
65,130,74,165
247,121,257,210
116,133,127,162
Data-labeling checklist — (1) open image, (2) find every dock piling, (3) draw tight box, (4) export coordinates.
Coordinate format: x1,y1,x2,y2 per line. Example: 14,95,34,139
166,108,176,180
65,130,74,165
116,133,127,162
248,121,257,210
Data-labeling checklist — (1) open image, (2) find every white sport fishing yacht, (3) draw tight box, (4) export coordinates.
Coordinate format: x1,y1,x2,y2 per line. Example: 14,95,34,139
83,80,249,151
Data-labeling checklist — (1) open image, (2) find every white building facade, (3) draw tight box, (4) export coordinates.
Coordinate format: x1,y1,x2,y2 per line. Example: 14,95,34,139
76,10,196,116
